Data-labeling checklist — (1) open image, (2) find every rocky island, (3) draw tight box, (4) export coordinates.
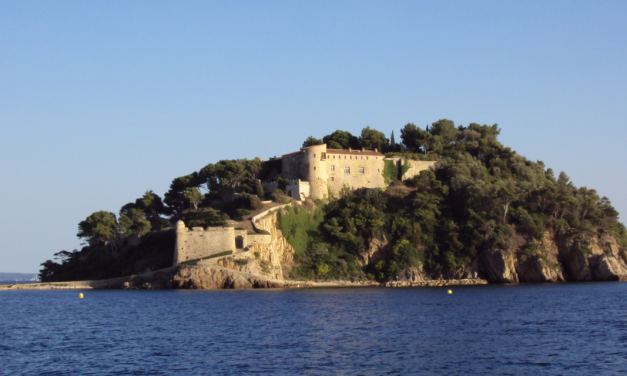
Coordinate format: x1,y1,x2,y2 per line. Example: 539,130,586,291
7,121,626,290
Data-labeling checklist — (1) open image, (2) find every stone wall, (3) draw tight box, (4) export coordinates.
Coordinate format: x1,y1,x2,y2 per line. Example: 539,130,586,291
286,179,310,201
400,159,439,181
261,181,278,193
281,152,303,180
247,233,272,246
173,221,236,265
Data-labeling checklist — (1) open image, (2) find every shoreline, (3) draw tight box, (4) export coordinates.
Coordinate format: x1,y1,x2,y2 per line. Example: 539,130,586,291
0,277,489,290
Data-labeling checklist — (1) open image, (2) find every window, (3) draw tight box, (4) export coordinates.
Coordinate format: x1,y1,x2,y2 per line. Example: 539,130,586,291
378,169,380,172
331,165,335,171
344,156,346,159
321,152,326,160
330,177,334,181
314,154,316,158
314,167,316,170
344,167,350,174
361,156,363,160
358,167,364,174
367,156,368,160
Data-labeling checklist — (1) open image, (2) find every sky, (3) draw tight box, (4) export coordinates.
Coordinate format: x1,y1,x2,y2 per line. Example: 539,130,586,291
1,1,626,273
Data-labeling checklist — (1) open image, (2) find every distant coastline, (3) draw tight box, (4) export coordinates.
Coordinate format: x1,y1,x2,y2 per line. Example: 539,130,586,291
0,273,38,282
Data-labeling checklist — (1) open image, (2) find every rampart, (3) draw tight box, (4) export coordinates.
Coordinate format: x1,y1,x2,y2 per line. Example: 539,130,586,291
387,158,438,181
261,181,278,193
173,220,272,266
173,222,236,265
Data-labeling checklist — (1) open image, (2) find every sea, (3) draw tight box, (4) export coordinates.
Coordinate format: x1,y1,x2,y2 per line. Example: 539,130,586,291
1,283,627,375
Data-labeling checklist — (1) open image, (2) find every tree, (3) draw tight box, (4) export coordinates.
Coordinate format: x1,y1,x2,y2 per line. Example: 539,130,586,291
119,208,152,237
302,136,323,147
430,119,458,144
323,130,360,149
184,187,205,211
164,173,203,214
400,123,419,152
77,211,118,248
359,126,388,151
390,131,396,152
136,190,167,217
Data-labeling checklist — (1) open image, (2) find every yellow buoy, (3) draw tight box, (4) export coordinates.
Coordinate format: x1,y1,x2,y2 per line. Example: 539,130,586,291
447,289,452,294
79,293,84,299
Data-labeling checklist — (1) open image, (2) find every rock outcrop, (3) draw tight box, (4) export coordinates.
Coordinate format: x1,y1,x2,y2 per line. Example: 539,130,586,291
474,229,627,283
356,234,389,268
558,232,627,282
172,265,286,289
245,207,295,280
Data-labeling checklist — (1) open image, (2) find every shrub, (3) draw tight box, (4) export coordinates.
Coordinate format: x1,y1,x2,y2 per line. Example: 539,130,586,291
235,259,249,266
270,189,291,204
383,160,398,184
241,193,263,210
234,209,250,219
277,205,324,257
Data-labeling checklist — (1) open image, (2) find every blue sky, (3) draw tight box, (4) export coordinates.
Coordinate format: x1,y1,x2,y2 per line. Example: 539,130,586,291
1,1,626,273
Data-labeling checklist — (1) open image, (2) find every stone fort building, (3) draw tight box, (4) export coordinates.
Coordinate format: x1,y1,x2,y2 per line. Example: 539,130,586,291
280,143,438,200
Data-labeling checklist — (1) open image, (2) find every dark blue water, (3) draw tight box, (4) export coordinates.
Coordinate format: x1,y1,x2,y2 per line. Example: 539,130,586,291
2,284,627,375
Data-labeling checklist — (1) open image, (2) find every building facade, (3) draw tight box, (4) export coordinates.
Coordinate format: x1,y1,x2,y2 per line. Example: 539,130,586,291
282,144,389,200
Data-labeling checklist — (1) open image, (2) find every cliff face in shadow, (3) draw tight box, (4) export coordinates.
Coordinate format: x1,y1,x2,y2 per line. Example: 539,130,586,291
474,230,627,283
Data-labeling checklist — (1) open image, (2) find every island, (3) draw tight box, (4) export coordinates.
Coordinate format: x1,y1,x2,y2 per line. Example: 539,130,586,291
5,120,626,290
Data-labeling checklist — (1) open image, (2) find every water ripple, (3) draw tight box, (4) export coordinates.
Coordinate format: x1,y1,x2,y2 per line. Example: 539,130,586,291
2,284,627,374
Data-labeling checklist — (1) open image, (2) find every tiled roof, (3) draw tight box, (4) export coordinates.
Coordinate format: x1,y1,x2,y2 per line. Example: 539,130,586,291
282,145,384,157
327,148,384,156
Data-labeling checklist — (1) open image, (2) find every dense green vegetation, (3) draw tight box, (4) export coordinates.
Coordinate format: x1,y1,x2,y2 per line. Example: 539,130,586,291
39,230,175,282
286,121,627,281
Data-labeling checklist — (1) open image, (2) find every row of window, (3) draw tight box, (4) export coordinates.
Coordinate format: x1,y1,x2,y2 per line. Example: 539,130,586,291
330,165,365,174
313,153,377,161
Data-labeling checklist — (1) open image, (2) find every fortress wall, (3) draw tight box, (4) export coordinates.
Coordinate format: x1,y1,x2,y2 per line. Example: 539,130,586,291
173,222,236,265
281,153,302,180
247,234,272,245
401,160,439,181
261,181,278,193
326,152,386,195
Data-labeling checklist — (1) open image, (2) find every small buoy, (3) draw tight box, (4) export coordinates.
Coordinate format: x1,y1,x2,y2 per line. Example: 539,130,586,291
79,293,84,299
447,289,452,294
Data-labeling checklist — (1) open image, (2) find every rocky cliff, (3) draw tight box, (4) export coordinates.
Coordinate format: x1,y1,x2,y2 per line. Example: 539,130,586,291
472,229,627,283
208,205,295,281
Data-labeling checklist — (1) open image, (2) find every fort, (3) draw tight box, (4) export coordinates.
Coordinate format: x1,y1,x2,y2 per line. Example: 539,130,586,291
280,143,438,200
172,143,438,266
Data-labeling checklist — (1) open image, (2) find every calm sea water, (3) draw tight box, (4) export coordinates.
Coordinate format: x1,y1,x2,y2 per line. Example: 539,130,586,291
1,284,627,375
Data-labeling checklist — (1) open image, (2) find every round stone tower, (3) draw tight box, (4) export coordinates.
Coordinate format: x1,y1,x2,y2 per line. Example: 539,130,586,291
173,220,187,266
301,144,328,200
